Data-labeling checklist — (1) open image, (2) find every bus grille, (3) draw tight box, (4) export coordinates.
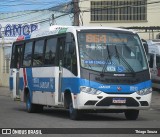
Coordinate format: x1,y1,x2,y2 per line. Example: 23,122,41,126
84,100,97,105
96,97,139,107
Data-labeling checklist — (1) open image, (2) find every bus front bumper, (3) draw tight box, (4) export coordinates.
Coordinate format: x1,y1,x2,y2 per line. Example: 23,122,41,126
73,91,152,111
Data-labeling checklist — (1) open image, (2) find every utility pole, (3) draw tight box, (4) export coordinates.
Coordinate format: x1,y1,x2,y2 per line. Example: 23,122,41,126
52,14,55,25
73,0,80,26
0,30,4,86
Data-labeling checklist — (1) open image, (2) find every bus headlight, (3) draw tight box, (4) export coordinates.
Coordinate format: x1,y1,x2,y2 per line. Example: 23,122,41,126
136,88,152,95
80,86,102,95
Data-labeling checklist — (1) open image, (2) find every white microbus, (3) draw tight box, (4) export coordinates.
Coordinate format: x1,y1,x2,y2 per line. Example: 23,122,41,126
148,40,160,89
10,26,152,120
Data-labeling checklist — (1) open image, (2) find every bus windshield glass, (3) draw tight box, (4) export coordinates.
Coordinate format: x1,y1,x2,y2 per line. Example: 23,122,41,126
78,31,148,73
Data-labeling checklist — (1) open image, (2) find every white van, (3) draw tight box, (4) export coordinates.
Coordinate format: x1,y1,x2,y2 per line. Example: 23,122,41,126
148,40,160,89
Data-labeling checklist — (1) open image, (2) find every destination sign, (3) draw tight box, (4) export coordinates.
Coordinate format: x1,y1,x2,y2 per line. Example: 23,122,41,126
85,33,128,43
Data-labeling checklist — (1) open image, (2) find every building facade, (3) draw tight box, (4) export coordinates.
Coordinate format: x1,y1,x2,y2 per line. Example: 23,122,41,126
0,6,73,87
0,23,39,86
79,0,160,39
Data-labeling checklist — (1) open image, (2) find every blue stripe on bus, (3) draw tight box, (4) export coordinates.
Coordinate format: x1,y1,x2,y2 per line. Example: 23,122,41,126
19,77,24,90
26,68,33,87
62,78,152,94
32,77,55,92
19,77,55,92
62,78,81,93
18,72,151,94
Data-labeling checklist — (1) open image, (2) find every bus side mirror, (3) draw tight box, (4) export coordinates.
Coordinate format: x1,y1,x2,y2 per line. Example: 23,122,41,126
141,39,148,54
143,43,148,54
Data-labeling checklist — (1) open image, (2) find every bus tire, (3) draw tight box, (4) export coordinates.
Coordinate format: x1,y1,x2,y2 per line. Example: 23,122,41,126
69,101,80,120
26,93,36,113
36,105,43,113
125,110,139,120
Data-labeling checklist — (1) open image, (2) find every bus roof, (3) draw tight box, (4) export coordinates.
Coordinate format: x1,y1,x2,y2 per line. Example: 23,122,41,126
30,25,136,39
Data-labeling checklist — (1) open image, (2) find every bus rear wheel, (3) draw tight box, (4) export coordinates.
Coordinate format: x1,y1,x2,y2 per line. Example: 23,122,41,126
26,93,36,113
26,93,43,113
125,110,139,120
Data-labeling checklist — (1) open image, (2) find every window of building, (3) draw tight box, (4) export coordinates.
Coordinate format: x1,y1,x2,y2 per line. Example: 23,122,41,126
33,40,44,66
23,42,33,67
44,38,57,65
91,0,147,22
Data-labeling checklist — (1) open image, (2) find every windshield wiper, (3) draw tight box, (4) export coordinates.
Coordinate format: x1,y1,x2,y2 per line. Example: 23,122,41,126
81,51,93,69
115,44,120,64
115,45,135,74
101,44,112,75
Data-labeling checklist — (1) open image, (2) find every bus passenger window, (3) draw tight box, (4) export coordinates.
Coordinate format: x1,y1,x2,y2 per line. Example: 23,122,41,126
11,44,23,69
64,34,77,76
44,38,57,65
23,42,33,67
33,40,44,66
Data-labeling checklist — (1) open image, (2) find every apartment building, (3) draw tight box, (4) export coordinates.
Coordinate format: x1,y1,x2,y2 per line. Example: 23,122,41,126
79,0,160,39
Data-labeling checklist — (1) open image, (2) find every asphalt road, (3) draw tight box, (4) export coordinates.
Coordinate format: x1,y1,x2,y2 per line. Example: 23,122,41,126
0,87,160,137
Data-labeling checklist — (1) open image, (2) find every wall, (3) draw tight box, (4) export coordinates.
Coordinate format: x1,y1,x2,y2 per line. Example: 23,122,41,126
0,46,2,86
0,42,12,87
0,22,39,87
79,0,160,40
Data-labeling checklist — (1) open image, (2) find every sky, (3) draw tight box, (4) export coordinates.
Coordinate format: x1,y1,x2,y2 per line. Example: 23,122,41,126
0,0,71,13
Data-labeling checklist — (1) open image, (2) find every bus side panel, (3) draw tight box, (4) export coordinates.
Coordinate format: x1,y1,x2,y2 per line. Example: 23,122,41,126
10,68,21,99
30,67,55,106
9,70,14,91
61,68,80,94
19,68,24,101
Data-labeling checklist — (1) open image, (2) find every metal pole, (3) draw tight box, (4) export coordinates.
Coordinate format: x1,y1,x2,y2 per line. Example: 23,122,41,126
152,30,154,39
52,14,55,25
149,29,151,40
1,31,5,73
73,0,79,26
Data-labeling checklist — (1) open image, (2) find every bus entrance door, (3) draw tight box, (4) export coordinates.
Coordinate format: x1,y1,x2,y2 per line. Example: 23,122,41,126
54,37,65,106
11,68,19,99
10,44,23,100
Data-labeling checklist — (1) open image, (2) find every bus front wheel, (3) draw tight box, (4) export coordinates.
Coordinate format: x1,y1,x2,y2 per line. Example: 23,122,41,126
125,110,139,120
69,101,80,120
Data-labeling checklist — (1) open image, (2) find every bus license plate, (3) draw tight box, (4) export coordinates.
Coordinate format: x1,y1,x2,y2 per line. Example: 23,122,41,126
112,98,126,104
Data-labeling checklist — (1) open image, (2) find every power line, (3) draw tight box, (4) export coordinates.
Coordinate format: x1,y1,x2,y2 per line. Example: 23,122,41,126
0,1,72,21
0,0,70,6
0,0,71,13
26,12,72,24
1,0,160,25
0,11,39,21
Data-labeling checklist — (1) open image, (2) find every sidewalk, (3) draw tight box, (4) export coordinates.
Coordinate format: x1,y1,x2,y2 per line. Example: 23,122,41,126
0,87,10,97
0,86,160,109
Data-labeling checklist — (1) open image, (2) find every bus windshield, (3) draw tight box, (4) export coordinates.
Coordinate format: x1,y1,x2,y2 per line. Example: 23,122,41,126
78,31,148,73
